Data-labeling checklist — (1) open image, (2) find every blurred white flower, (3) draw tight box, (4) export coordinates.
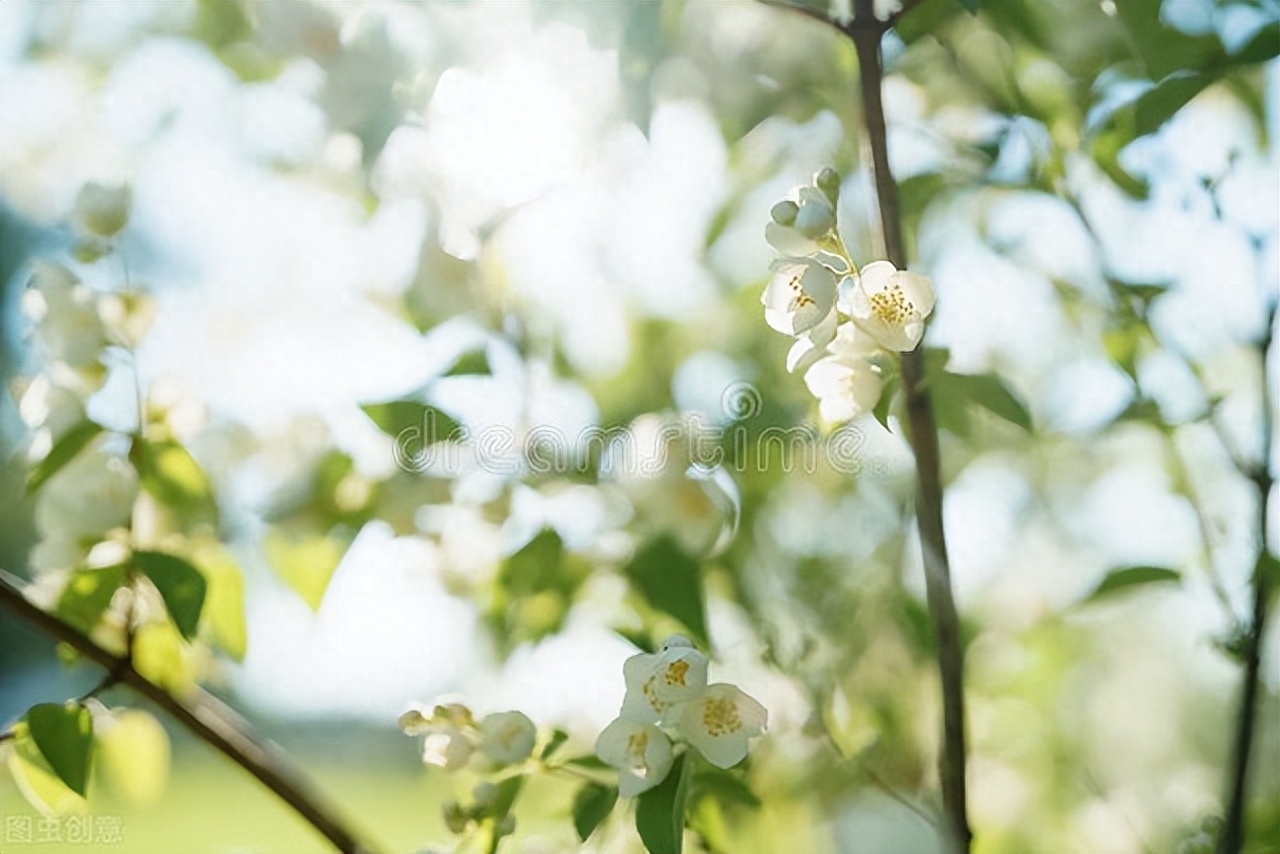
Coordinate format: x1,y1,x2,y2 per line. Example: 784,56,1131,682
594,718,674,797
399,703,478,770
477,710,536,765
846,261,935,352
804,355,882,424
676,683,767,769
619,635,709,724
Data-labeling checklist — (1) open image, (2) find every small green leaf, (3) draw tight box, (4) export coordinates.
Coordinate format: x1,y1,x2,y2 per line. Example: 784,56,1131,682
573,783,618,842
27,420,103,494
540,728,570,760
361,401,461,444
500,528,566,596
26,703,94,797
1083,565,1180,604
625,537,708,647
133,550,208,640
956,0,978,13
56,564,128,634
263,526,349,611
446,349,491,376
563,754,611,770
129,438,217,522
933,371,1032,435
636,752,689,854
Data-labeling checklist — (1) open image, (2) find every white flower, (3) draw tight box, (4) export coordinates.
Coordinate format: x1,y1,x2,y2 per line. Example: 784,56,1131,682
803,322,883,423
785,306,839,374
422,727,476,770
677,684,767,769
400,703,478,770
761,258,837,337
845,261,935,352
478,710,536,765
619,635,709,724
594,719,674,797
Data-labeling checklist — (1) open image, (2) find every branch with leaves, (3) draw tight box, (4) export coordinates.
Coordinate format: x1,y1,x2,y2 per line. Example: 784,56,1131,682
0,570,375,854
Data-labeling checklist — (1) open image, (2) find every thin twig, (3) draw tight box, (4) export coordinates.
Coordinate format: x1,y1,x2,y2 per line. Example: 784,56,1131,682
0,570,376,854
846,0,972,849
1217,305,1277,854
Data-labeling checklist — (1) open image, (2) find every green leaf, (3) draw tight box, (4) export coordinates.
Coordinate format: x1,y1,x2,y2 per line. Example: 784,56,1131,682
263,526,349,611
361,401,462,444
572,783,618,842
893,0,962,44
26,703,94,797
197,547,247,661
499,528,566,595
1091,128,1149,200
692,771,762,808
563,754,611,770
1134,71,1217,138
636,752,689,854
956,0,978,13
491,775,524,818
540,728,570,761
1230,21,1280,66
129,438,217,522
625,537,708,647
1082,565,1180,604
56,564,128,634
27,420,103,494
933,371,1032,436
1115,0,1221,80
133,551,208,640
446,348,491,376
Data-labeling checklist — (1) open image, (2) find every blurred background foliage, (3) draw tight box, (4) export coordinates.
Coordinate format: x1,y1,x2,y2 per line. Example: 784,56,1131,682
0,0,1276,852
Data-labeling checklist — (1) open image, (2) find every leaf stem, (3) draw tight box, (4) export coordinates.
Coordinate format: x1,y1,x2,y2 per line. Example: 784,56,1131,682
844,1,972,849
0,570,377,854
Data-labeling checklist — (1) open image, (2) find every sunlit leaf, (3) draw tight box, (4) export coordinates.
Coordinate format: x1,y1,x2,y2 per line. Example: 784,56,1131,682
132,620,197,698
27,420,102,494
195,545,248,661
636,751,689,854
95,709,170,806
263,526,349,611
1082,565,1180,604
1134,71,1216,138
133,550,208,641
625,537,708,647
26,703,94,797
56,564,128,634
7,726,86,816
129,438,217,523
572,783,618,842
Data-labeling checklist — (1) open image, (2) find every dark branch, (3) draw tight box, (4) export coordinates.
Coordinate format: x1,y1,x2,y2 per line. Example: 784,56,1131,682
0,571,376,854
848,0,972,849
1218,306,1277,854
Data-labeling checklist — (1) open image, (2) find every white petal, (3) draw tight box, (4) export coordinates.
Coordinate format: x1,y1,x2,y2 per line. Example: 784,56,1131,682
595,719,673,797
858,261,898,296
804,358,852,400
765,222,819,257
828,322,880,360
896,270,936,316
764,307,798,336
678,685,767,770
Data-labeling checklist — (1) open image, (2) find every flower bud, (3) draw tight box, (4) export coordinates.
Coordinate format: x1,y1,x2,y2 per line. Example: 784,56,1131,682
495,814,516,837
442,800,470,834
815,167,841,203
75,183,131,239
794,200,834,238
769,200,799,226
471,781,498,811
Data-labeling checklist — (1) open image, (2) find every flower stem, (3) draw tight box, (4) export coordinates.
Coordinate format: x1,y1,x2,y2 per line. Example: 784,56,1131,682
0,570,376,854
846,2,972,850
1217,306,1277,854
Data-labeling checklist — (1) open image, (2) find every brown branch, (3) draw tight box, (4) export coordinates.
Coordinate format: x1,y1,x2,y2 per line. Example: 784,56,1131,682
0,571,376,854
1218,306,1277,854
847,0,972,850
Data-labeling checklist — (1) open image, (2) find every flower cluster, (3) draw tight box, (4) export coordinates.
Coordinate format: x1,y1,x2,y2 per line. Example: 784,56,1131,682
595,636,766,796
762,169,936,423
399,703,537,770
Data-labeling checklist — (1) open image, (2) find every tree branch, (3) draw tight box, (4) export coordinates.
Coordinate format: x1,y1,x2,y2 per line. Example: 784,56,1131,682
847,0,972,850
0,571,376,854
1218,306,1277,854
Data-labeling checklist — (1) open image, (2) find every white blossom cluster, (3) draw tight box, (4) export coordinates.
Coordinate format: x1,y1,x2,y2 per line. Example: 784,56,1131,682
595,636,766,796
762,169,936,423
398,703,537,770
